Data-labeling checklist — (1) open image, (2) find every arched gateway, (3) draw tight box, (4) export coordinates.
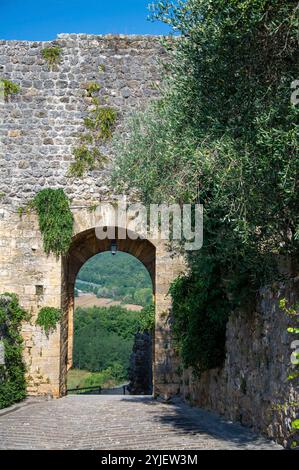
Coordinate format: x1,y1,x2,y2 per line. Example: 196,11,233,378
0,34,185,399
60,211,186,398
0,207,185,398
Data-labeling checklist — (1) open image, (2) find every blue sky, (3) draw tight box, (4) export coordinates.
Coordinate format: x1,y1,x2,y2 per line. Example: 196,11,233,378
0,0,171,41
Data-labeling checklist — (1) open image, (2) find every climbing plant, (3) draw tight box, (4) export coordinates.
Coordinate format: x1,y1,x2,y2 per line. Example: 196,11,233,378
36,307,62,337
69,80,117,177
0,293,30,409
41,46,62,68
0,79,20,99
32,188,73,257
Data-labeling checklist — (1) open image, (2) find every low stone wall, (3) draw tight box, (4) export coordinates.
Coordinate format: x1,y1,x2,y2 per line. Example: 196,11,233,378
180,278,299,447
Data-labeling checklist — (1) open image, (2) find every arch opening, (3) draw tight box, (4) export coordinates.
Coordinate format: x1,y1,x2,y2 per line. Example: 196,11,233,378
60,227,156,397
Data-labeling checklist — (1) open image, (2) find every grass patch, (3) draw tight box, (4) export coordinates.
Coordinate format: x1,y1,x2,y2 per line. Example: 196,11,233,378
67,368,126,391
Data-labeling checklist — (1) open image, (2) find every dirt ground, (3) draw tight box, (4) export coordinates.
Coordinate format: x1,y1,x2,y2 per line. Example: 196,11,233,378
75,293,143,311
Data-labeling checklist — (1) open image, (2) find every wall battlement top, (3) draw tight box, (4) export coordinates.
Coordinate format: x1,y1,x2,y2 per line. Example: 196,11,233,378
0,33,168,47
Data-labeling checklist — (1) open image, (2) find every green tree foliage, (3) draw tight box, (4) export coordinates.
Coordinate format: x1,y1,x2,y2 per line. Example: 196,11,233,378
76,252,153,307
112,0,299,372
170,266,230,373
0,293,30,409
138,304,155,333
73,305,154,376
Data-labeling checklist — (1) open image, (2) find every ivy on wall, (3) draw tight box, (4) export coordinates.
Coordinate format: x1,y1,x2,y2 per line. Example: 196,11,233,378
0,293,30,409
69,80,117,177
36,307,62,337
32,188,73,257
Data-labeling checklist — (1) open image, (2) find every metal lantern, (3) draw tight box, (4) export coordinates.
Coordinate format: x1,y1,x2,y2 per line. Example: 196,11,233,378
110,240,117,256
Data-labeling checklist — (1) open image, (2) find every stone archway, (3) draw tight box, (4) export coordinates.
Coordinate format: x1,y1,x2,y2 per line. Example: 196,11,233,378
60,226,157,396
58,208,186,398
0,206,185,399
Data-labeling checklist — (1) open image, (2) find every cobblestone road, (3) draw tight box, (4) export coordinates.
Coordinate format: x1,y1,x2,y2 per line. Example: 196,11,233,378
0,395,282,450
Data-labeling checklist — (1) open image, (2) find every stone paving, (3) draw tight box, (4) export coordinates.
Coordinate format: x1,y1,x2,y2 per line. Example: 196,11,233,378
0,395,282,450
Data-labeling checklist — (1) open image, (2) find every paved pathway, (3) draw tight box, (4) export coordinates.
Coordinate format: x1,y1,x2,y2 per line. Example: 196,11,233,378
0,395,282,450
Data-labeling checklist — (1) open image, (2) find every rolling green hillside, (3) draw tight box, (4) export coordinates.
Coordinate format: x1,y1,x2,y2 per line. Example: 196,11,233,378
75,251,153,306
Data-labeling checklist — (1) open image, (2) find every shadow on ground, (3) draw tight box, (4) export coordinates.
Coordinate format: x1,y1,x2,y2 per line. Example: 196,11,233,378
120,396,282,450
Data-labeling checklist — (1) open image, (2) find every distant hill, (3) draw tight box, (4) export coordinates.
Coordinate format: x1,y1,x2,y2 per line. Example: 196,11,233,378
75,252,153,307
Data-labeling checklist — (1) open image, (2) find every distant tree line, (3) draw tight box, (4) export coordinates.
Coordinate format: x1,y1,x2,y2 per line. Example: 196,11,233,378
73,305,154,383
76,252,153,307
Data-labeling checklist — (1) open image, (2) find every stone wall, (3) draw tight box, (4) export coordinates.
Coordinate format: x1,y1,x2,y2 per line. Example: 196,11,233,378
180,277,299,446
0,205,185,398
0,208,62,396
128,331,153,395
0,34,165,208
0,34,186,399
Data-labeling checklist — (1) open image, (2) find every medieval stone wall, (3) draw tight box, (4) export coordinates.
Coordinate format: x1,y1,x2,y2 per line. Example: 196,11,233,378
0,34,165,208
1,33,297,448
180,277,299,447
0,207,62,396
0,35,186,399
128,331,153,395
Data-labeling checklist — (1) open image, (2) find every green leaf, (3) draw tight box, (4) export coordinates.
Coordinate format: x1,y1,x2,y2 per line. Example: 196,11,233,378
291,420,299,430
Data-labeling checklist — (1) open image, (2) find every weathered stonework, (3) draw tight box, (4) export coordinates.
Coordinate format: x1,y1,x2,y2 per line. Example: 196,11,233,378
0,33,297,448
0,34,165,207
180,278,299,447
128,331,153,395
0,34,185,399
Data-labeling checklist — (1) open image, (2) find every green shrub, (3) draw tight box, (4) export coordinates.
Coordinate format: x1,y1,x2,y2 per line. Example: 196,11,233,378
170,269,229,373
98,64,106,73
0,293,30,409
87,106,117,140
41,46,62,68
32,188,73,257
36,307,61,336
0,79,20,99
